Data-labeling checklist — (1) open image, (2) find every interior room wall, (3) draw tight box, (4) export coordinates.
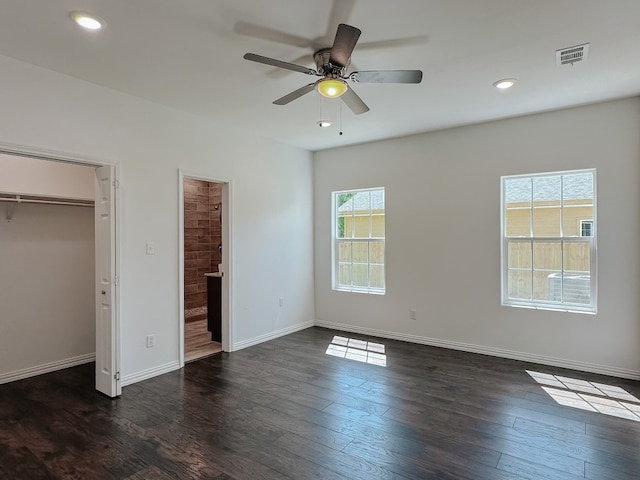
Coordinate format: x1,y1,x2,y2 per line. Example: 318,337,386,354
0,203,95,381
314,97,640,379
0,53,315,385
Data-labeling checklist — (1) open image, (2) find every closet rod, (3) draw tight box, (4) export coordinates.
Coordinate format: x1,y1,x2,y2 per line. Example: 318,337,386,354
0,194,94,208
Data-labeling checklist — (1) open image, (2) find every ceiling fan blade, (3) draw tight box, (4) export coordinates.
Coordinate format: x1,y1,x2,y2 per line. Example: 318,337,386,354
243,53,317,76
267,54,315,79
351,70,423,84
341,88,369,115
273,83,316,105
330,24,361,68
356,35,429,51
235,22,311,49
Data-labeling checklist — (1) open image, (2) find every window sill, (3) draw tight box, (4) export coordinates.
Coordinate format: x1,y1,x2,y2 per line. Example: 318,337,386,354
504,303,596,315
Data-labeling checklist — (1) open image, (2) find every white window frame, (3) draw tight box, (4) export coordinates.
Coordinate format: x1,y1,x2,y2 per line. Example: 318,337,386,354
332,187,385,294
500,169,597,313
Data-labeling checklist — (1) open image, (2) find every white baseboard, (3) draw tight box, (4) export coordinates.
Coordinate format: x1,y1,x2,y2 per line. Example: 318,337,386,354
0,353,96,385
232,320,315,352
121,361,181,387
314,319,640,381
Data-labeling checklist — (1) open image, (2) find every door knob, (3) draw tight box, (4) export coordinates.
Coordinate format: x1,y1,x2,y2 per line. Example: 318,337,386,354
102,290,106,295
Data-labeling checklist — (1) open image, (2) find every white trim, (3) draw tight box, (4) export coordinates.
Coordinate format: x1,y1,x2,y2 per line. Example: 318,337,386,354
121,361,181,387
0,141,118,167
232,320,315,351
0,353,96,385
314,319,640,381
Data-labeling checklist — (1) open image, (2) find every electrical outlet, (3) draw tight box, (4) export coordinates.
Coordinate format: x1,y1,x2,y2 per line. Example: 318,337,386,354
409,309,417,321
146,334,155,348
146,242,155,255
279,297,285,307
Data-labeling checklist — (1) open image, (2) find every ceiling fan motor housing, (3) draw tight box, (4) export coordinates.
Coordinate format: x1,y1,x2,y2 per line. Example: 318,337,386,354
314,48,347,76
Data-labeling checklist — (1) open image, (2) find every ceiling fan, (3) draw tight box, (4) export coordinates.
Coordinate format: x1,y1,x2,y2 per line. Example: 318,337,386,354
243,23,423,115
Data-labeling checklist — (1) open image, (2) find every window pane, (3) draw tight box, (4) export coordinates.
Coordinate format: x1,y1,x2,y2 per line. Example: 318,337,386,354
533,241,561,271
563,172,594,203
352,242,368,263
370,264,385,289
504,178,531,237
352,264,369,287
508,240,532,269
532,176,561,237
354,214,371,238
338,241,351,262
371,214,385,237
338,264,351,286
564,241,591,274
337,215,350,238
371,189,385,210
563,275,591,304
563,207,594,236
508,270,531,300
370,241,385,264
534,270,560,302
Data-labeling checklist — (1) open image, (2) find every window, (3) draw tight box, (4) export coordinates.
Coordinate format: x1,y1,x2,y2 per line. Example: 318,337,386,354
333,188,385,294
501,169,596,313
580,220,593,237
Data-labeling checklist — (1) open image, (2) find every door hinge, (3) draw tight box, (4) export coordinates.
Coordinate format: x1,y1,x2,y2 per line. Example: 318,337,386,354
113,275,119,287
112,179,119,189
114,371,120,381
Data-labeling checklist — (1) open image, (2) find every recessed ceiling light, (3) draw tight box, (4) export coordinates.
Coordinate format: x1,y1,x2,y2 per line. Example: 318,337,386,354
69,11,105,30
317,120,332,128
493,78,517,90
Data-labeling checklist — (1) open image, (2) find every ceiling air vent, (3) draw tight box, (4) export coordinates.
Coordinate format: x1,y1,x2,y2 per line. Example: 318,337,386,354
556,43,589,66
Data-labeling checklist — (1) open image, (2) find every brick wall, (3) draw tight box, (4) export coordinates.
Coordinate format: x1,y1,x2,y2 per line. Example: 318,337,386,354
184,178,222,323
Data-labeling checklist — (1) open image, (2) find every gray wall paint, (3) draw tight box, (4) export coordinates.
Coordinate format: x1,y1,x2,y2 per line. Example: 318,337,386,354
314,98,640,377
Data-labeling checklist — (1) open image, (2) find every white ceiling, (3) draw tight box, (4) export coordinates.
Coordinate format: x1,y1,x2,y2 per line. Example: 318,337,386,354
1,0,640,151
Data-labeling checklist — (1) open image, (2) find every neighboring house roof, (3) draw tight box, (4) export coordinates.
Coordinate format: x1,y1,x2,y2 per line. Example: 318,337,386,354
505,173,593,203
338,190,385,212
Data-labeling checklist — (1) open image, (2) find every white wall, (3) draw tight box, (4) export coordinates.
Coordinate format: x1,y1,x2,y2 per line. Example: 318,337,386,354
0,54,315,384
0,203,95,380
314,98,640,379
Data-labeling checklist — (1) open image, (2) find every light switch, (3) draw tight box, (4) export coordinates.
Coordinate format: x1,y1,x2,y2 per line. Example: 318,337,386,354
146,242,155,255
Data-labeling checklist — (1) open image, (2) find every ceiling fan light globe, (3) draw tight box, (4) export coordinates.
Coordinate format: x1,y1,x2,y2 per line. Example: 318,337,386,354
316,79,348,98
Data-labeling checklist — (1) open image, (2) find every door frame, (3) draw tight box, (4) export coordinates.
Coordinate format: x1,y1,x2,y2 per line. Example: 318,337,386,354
178,170,233,366
0,142,121,395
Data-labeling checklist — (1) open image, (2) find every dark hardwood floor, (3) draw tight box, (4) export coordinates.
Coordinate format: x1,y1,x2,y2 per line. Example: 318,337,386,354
1,327,640,479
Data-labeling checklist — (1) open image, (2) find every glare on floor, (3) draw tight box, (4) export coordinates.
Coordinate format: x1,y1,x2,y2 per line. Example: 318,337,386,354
527,370,640,422
325,336,387,367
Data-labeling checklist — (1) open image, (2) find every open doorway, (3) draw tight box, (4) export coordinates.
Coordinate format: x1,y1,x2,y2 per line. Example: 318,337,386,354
178,171,231,365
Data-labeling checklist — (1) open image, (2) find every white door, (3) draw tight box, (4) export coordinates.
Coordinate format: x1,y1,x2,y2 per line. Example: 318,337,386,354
95,165,120,397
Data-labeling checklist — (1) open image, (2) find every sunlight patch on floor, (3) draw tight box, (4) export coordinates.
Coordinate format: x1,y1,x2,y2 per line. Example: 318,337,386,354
527,370,640,422
325,336,387,367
